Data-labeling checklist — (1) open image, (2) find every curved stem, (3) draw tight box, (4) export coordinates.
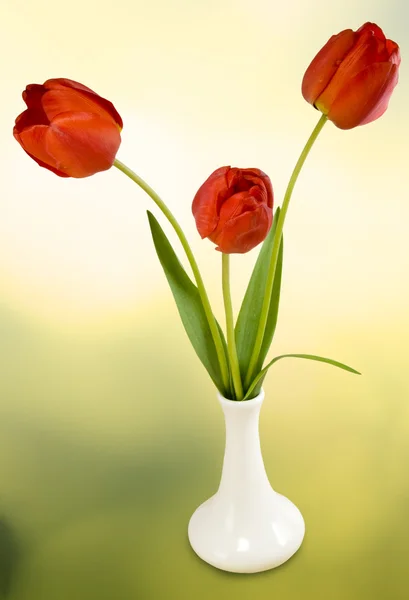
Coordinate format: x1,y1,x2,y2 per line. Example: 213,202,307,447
114,159,230,393
244,114,327,389
222,253,243,401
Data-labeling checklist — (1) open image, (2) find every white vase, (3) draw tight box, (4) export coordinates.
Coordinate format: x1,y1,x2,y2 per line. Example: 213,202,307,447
188,389,305,573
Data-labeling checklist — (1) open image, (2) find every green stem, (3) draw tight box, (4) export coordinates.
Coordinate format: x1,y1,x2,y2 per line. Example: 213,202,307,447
244,114,327,389
114,159,230,394
222,253,243,401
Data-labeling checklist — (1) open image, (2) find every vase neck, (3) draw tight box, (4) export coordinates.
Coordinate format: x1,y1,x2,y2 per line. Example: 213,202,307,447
217,391,271,497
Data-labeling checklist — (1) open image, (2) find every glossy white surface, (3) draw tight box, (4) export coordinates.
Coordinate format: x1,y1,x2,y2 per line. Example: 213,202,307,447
188,389,305,573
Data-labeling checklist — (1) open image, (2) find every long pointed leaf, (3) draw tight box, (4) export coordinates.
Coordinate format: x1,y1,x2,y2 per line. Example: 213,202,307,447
147,211,228,394
235,208,283,380
244,353,361,400
258,236,283,370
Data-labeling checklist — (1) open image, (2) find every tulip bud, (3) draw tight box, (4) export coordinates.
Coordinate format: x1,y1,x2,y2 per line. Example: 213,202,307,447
302,22,400,130
13,78,123,178
192,166,273,254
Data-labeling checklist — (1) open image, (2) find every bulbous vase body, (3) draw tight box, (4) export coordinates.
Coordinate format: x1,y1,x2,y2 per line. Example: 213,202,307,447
188,389,305,573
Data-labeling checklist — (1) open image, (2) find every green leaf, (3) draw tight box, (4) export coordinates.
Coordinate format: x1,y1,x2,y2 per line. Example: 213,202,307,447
147,211,228,394
244,353,361,400
235,207,283,380
258,234,283,370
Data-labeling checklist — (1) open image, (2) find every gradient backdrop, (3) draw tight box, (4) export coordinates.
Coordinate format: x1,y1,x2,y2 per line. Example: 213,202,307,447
1,0,408,598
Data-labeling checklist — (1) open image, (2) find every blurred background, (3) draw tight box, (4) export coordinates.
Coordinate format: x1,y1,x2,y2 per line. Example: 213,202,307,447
0,0,408,598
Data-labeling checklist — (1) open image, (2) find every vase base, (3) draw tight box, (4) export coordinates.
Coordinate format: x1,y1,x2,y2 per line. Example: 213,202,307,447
188,491,305,573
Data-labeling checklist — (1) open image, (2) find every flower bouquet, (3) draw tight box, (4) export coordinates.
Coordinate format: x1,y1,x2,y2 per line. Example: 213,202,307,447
13,22,400,572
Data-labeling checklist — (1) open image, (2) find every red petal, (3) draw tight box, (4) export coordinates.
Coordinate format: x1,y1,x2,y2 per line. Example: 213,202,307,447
236,169,274,209
302,29,357,105
45,112,121,177
42,88,118,125
325,62,399,129
16,84,50,128
357,22,386,40
14,109,44,133
359,63,399,125
213,204,272,254
45,78,98,94
316,30,390,114
44,79,123,130
13,124,68,176
210,191,259,239
388,42,401,66
22,84,46,109
192,166,230,239
15,123,58,167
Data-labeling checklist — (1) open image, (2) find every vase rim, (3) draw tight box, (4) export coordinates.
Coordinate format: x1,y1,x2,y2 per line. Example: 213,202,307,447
217,388,265,406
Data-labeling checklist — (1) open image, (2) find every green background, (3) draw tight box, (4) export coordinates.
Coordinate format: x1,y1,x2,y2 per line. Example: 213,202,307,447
1,0,408,598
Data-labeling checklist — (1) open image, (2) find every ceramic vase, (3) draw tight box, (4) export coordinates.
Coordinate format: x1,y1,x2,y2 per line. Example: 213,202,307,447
188,389,305,573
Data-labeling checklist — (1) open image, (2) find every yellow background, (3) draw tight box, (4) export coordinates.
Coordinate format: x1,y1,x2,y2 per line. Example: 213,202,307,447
0,0,408,598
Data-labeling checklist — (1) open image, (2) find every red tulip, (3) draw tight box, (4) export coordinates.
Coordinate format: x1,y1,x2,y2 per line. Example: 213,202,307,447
192,166,273,254
13,78,123,178
302,22,400,130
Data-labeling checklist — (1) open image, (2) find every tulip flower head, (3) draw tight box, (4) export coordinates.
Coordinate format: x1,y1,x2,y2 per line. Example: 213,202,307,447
13,78,123,177
192,166,274,254
302,22,400,129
